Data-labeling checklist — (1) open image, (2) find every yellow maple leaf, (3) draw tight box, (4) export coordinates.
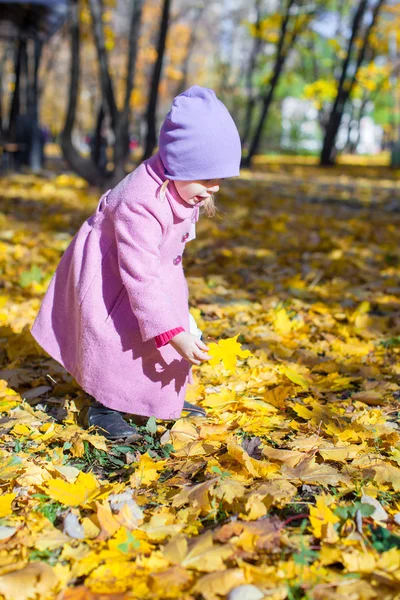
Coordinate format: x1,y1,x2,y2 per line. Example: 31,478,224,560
341,550,376,573
46,471,100,506
279,365,309,390
11,423,31,437
130,452,167,487
273,308,294,335
309,495,339,539
243,493,268,520
140,511,184,541
226,438,277,479
0,493,16,518
208,335,252,374
202,389,236,409
96,501,120,540
164,531,233,572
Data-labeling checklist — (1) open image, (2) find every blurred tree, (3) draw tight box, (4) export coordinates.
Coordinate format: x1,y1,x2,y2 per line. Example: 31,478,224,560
241,0,263,149
296,1,398,159
61,0,144,186
0,0,67,170
174,5,205,96
342,62,391,153
242,0,318,168
142,0,171,161
320,0,386,165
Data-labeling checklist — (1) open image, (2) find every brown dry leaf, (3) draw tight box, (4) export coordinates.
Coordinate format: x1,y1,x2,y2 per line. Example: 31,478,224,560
281,455,352,486
0,562,58,600
95,501,120,540
192,568,246,600
352,390,383,406
213,477,246,505
262,445,306,467
373,463,400,491
163,531,233,572
226,438,278,478
140,511,184,541
148,566,193,596
215,518,282,553
172,478,217,514
34,524,70,551
251,479,298,508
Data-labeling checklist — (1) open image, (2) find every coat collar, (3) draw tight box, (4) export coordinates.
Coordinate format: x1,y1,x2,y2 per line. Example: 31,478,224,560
145,153,197,221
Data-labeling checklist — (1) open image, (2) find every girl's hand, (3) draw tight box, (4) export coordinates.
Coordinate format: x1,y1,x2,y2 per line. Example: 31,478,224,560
169,332,210,366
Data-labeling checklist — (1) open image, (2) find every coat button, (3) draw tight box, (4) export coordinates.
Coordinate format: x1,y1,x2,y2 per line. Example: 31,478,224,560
173,255,182,265
181,232,189,242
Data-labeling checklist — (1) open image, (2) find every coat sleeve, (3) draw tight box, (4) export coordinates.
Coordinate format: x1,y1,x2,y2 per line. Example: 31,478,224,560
112,196,185,342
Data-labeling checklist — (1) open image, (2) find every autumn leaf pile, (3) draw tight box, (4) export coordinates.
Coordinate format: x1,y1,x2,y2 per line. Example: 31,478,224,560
1,165,400,600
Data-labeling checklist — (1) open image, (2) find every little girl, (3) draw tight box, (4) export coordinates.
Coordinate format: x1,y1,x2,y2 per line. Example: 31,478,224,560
31,85,241,440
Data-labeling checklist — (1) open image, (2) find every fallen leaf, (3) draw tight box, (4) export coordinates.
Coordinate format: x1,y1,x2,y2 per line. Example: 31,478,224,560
46,471,100,506
208,336,252,374
95,501,120,540
0,493,16,518
0,562,58,600
192,568,246,600
360,494,388,522
130,452,167,487
309,495,339,540
164,531,233,572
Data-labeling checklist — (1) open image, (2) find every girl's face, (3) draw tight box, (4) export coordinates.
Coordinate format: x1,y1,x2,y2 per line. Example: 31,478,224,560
174,179,221,204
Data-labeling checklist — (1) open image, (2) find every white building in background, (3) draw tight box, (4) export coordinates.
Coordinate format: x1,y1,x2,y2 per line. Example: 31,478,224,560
336,114,383,155
281,97,384,154
281,97,321,152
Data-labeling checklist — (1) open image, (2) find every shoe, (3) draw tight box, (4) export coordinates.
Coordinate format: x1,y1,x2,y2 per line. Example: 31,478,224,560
182,401,207,418
88,401,141,440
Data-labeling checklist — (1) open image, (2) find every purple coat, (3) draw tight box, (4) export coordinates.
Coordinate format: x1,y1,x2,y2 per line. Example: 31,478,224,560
31,154,197,419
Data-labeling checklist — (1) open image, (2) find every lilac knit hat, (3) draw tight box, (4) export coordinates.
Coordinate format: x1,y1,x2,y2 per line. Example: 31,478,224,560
159,85,241,181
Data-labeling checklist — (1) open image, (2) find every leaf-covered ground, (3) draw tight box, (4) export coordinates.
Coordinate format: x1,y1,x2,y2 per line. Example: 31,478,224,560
1,165,400,600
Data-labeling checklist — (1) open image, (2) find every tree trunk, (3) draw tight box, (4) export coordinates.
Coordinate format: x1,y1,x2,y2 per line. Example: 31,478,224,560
0,75,2,139
91,103,106,172
241,0,263,148
0,46,9,139
112,0,144,185
320,0,385,166
8,40,24,142
62,0,143,188
28,39,43,171
342,101,355,153
175,6,204,96
39,28,66,99
88,0,118,128
142,0,171,161
242,0,298,168
61,0,101,186
0,47,9,138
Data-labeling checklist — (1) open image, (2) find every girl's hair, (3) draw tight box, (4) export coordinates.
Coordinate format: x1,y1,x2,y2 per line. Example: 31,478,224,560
202,194,216,218
159,180,216,217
